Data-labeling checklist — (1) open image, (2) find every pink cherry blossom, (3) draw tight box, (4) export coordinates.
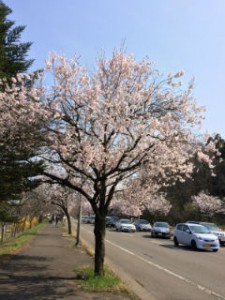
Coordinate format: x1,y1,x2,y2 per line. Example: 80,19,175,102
1,50,219,276
192,192,222,218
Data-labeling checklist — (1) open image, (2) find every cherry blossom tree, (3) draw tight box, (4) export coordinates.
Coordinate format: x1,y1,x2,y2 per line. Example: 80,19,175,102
141,193,172,220
115,179,171,221
20,190,45,229
0,74,47,154
110,196,141,219
36,183,77,235
81,199,94,215
1,50,217,276
39,51,216,275
192,191,222,219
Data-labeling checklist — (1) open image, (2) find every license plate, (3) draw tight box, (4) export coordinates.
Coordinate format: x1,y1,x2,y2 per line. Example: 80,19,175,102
203,244,211,248
158,233,162,236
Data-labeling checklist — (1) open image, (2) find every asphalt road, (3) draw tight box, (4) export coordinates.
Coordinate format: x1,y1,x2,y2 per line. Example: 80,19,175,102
80,224,225,300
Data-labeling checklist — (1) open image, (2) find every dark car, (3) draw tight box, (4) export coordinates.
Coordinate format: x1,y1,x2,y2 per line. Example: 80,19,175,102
106,216,119,228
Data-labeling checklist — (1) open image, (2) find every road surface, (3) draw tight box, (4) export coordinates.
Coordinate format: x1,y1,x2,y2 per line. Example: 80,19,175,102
80,224,225,300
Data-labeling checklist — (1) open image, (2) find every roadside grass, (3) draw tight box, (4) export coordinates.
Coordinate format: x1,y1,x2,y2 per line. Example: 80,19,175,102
74,264,134,297
65,225,136,298
0,222,47,259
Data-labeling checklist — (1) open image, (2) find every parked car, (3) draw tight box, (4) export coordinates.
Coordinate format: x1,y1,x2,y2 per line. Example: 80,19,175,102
81,215,90,223
106,216,120,228
88,215,95,224
151,222,171,239
115,219,136,232
199,222,225,246
186,221,225,246
174,223,220,252
81,215,95,224
134,219,152,231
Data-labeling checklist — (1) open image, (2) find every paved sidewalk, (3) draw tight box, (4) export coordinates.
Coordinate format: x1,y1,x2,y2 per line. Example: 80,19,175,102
0,224,133,300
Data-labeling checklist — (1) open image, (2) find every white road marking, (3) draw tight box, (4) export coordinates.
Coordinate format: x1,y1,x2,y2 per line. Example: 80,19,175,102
150,240,163,245
105,239,225,300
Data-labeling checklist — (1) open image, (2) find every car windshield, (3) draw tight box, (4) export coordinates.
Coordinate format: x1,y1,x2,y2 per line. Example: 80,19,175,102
189,225,210,234
121,219,131,224
154,222,169,228
201,223,221,231
139,219,149,224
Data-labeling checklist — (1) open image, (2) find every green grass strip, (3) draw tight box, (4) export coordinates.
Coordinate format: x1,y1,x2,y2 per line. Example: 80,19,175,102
0,222,46,258
75,265,128,293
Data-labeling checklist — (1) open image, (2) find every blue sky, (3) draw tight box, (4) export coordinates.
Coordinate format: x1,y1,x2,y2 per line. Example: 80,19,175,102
5,0,225,138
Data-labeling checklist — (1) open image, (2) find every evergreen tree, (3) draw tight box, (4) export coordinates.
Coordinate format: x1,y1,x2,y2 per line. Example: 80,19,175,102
0,0,34,82
0,1,44,219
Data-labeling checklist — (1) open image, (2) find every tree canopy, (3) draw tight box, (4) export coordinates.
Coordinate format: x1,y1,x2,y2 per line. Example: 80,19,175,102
0,49,218,275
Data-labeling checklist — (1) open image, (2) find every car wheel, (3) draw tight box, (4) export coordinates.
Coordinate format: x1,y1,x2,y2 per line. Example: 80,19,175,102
191,240,197,251
174,237,179,247
151,232,155,238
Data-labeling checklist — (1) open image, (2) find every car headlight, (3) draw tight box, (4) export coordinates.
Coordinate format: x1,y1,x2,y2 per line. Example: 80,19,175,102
197,236,204,241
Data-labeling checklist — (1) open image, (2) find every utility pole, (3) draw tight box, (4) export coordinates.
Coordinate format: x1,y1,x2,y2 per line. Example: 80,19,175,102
75,198,82,246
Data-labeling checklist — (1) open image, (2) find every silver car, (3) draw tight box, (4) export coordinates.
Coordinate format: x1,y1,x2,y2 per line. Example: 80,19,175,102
115,219,136,232
134,219,152,231
151,222,171,239
198,222,225,246
186,221,225,246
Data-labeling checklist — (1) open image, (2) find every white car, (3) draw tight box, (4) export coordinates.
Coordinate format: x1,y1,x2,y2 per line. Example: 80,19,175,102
115,219,136,232
174,223,220,252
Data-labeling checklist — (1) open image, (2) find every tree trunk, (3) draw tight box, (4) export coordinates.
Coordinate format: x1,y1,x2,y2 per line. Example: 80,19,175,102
76,200,82,246
14,223,19,237
94,213,106,276
38,214,43,224
1,224,5,243
22,215,28,232
29,217,34,229
65,210,72,235
11,223,15,237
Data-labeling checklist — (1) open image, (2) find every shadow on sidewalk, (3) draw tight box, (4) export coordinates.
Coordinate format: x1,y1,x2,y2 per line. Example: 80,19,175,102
0,254,81,300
